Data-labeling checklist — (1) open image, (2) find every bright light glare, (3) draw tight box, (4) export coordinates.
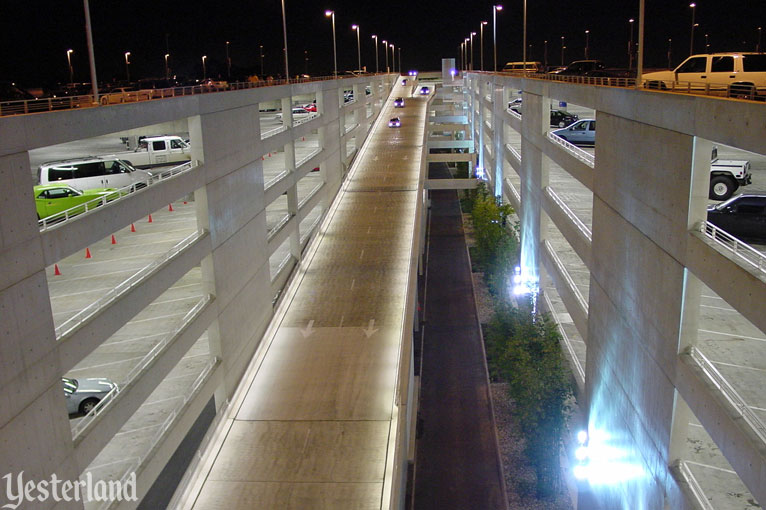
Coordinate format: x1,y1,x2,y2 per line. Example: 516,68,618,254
572,428,646,486
577,430,588,444
575,446,588,461
325,10,333,16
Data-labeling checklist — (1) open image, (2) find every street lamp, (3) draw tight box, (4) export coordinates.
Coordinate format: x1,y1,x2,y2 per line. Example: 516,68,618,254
382,39,388,72
480,21,488,71
124,51,131,82
667,38,672,68
544,40,548,71
66,49,74,84
164,53,169,80
372,34,379,73
352,24,361,72
705,33,709,53
226,41,231,78
259,45,264,77
398,47,401,75
522,0,527,71
470,32,476,71
585,30,590,59
460,42,464,70
325,11,337,78
390,43,395,73
493,5,502,72
758,27,762,53
629,18,635,69
560,36,565,66
202,55,207,80
689,3,696,56
280,0,289,79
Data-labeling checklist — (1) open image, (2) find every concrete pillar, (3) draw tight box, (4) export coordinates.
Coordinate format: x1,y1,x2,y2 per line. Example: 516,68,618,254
582,112,697,509
492,81,504,198
0,151,83,499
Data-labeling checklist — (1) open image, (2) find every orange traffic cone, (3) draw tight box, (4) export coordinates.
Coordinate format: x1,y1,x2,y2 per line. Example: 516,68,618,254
261,155,264,160
168,203,174,212
148,214,153,223
111,234,117,244
183,201,188,205
54,264,61,276
268,152,272,157
85,248,92,259
130,223,136,232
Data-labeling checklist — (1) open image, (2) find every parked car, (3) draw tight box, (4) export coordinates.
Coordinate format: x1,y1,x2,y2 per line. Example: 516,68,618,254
419,86,430,95
63,377,118,416
277,106,312,121
709,146,751,200
502,61,542,73
401,78,408,85
552,119,595,146
509,105,579,127
388,117,402,127
394,97,405,107
707,193,766,243
642,53,766,98
38,156,152,191
35,184,119,221
303,102,317,112
508,98,522,109
548,60,606,76
549,109,579,127
99,87,151,105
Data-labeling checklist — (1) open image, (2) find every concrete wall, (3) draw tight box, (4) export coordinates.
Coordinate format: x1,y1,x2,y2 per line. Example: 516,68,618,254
0,75,394,507
465,73,766,509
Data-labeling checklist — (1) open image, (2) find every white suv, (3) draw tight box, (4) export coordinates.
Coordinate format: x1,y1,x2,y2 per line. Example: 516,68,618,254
642,53,766,99
38,156,151,191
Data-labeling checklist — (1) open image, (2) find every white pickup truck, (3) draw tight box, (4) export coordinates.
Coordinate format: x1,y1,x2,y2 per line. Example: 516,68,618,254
115,136,192,168
709,147,751,200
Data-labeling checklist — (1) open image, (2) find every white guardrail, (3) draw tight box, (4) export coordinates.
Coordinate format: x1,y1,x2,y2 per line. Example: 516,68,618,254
674,460,716,510
698,221,766,278
38,160,198,231
56,230,207,339
546,132,595,167
687,345,766,445
545,187,593,242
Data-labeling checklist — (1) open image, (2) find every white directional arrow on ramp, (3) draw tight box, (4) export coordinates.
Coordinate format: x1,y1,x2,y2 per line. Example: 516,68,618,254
300,320,315,338
362,319,378,338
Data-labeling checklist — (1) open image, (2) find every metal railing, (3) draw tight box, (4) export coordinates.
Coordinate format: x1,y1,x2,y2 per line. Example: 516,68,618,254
697,221,766,278
505,143,521,163
547,132,595,167
507,107,522,121
295,147,321,169
541,290,586,386
55,230,207,339
38,160,198,231
546,187,593,242
687,345,766,445
1,73,391,117
543,238,589,314
673,460,716,510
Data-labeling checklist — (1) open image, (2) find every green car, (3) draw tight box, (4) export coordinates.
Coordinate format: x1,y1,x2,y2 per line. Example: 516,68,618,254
35,184,119,221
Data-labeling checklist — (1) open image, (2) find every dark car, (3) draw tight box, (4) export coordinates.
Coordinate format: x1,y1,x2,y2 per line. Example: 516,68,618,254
549,109,578,127
393,97,405,107
548,60,606,76
707,193,766,243
388,117,402,127
508,105,579,128
419,86,430,95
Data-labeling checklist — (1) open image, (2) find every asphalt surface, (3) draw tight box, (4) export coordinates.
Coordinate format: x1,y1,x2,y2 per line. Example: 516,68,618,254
414,162,506,510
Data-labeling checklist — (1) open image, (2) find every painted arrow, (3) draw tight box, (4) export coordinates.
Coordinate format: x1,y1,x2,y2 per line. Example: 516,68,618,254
362,319,378,338
300,320,315,338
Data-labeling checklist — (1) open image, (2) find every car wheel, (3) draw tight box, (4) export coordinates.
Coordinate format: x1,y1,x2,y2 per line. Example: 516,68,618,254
709,176,737,201
79,398,100,415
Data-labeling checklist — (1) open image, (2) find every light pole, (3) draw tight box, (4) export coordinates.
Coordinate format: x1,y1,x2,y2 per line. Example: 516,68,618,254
758,27,762,53
398,47,401,75
585,30,590,59
304,50,309,75
667,38,672,68
470,32,476,71
629,18,636,68
164,53,169,80
522,0,527,71
202,55,207,80
705,33,709,53
226,41,231,78
372,35,379,73
390,43,395,73
560,36,565,66
382,39,388,72
124,51,131,82
544,39,548,71
66,49,74,84
460,42,464,70
480,21,487,71
493,5,502,72
689,3,696,56
280,0,289,79
83,0,99,102
325,11,337,78
259,45,264,77
352,24,361,72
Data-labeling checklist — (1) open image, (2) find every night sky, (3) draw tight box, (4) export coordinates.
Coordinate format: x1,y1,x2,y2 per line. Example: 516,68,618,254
1,0,763,88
